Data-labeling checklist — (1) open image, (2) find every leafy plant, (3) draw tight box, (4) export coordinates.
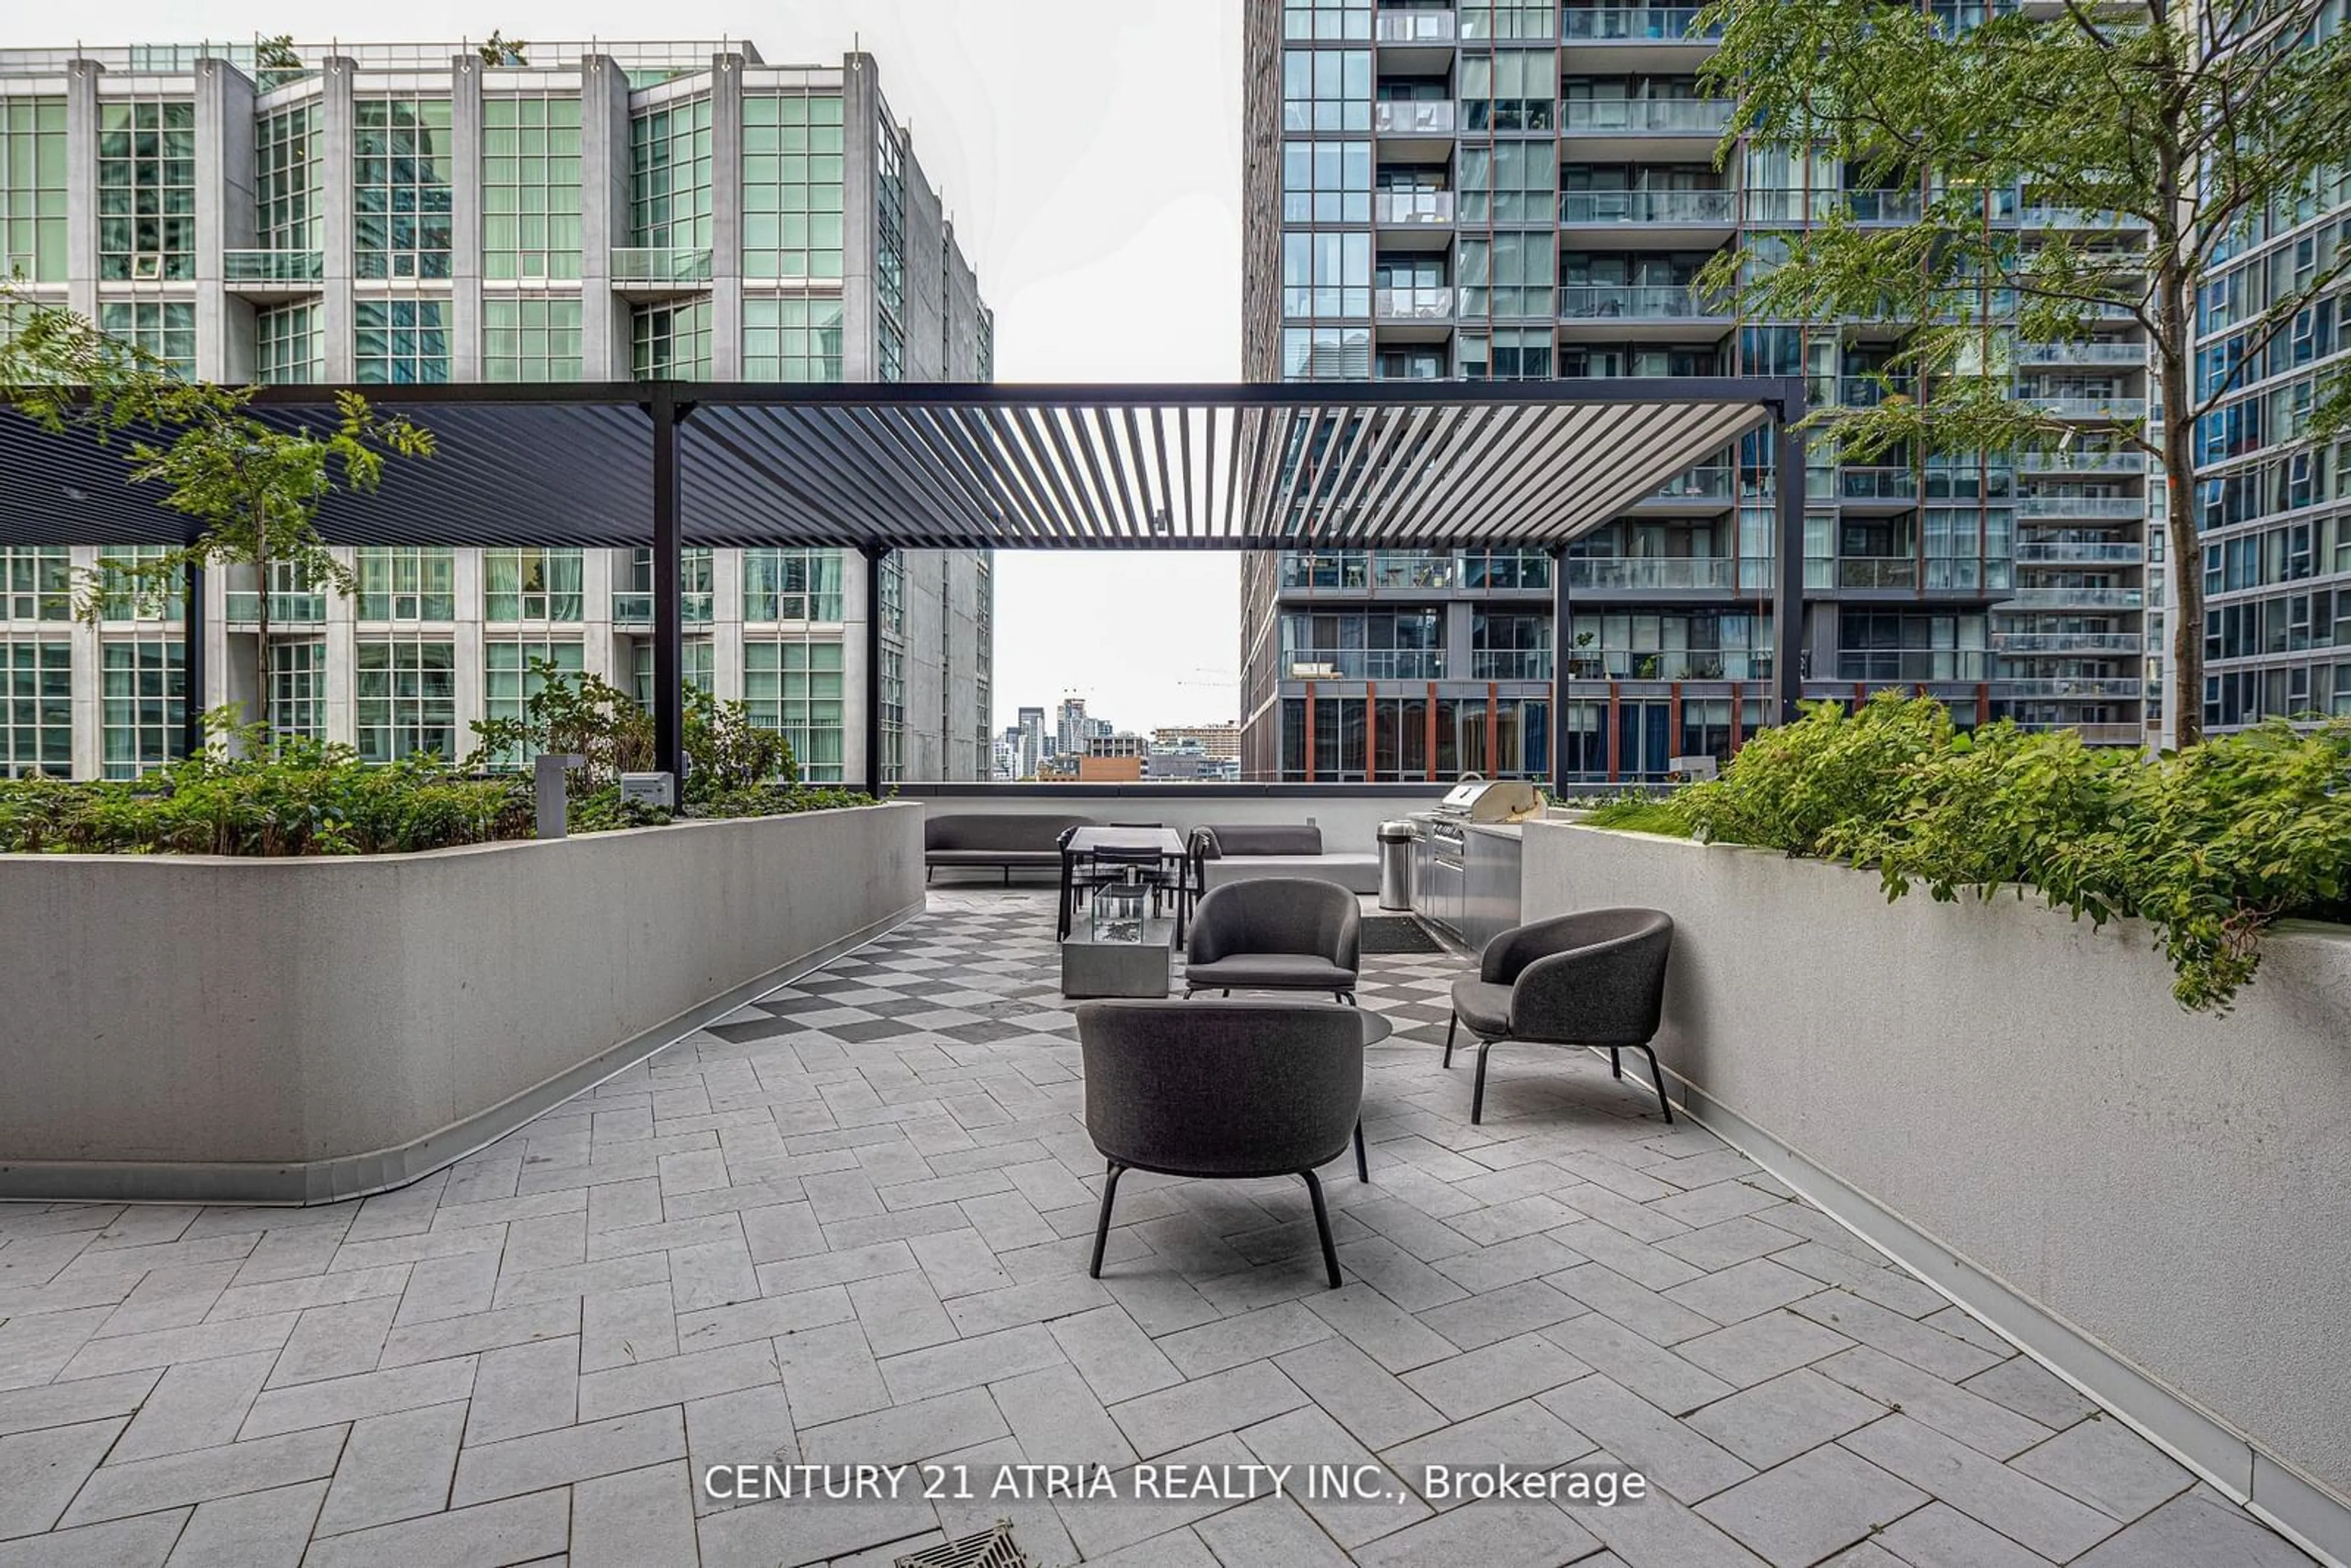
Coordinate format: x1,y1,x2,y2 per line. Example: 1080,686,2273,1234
478,31,528,66
1693,0,2351,744
467,659,652,789
1610,696,2351,1010
682,685,797,799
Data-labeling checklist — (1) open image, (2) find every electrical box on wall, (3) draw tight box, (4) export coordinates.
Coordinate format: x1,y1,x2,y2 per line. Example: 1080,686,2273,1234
621,772,676,811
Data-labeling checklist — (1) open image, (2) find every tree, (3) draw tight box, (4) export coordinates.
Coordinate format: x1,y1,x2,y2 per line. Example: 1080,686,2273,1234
478,32,529,67
1692,0,2351,747
0,293,434,741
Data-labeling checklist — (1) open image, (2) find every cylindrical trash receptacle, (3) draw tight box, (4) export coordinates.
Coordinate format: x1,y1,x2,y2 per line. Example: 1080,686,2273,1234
1377,820,1416,911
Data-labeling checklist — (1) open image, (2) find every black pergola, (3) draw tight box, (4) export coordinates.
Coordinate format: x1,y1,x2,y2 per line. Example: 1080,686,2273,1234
0,378,1809,792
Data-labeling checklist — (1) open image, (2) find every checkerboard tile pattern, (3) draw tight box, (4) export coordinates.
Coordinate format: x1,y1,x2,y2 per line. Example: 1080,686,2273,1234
0,891,2317,1567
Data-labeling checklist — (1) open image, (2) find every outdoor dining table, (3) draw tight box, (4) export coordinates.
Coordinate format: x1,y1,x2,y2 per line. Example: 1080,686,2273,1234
1057,825,1190,942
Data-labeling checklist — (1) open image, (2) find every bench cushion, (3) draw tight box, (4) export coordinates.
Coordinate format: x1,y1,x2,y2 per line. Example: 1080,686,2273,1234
924,813,1097,855
1199,823,1322,858
1183,953,1359,993
925,849,1065,867
1200,854,1380,896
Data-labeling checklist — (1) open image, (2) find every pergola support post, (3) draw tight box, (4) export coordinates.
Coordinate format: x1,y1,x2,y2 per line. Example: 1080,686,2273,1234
1772,391,1809,729
650,387,688,786
863,544,888,798
1549,542,1569,798
181,562,204,762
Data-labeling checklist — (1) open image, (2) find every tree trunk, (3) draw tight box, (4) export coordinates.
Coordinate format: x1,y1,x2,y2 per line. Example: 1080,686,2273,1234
2156,261,2200,750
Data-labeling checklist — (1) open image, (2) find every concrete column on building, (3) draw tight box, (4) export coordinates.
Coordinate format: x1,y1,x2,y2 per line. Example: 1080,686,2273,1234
1807,601,1840,689
64,62,100,320
451,550,484,745
323,550,357,748
215,563,253,726
838,52,878,380
707,54,744,379
193,58,257,383
67,547,103,779
446,56,485,380
843,551,875,786
318,58,358,381
579,548,615,686
711,548,744,701
1447,599,1476,678
576,55,631,379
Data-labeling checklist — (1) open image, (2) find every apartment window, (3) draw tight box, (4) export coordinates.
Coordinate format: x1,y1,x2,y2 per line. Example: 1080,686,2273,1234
1461,51,1557,132
977,310,994,383
98,301,195,378
270,639,325,740
482,637,585,763
879,548,906,635
3,546,70,621
625,546,714,623
354,639,457,762
742,296,844,381
743,638,845,781
481,93,581,280
353,96,454,278
1281,140,1372,223
1460,141,1558,224
1283,50,1372,132
355,547,456,621
482,296,582,381
354,299,449,383
97,99,195,280
632,300,712,380
880,645,906,783
257,303,322,384
1461,327,1556,379
875,116,907,337
631,639,713,708
1282,231,1371,318
484,548,583,622
101,639,185,778
1,638,71,776
1473,610,1554,679
1283,325,1371,380
877,324,904,383
1463,0,1558,40
744,549,844,621
1283,0,1371,40
1460,234,1556,317
0,97,68,282
98,546,181,622
630,97,713,249
255,104,321,254
741,93,844,280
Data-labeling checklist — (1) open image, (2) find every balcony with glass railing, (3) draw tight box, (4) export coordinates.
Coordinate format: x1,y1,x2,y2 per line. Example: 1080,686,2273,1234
1567,557,1738,590
612,591,714,626
223,591,328,625
2000,586,2145,609
1559,283,1720,320
2025,395,2149,420
1374,100,1456,135
1376,8,1457,42
2012,541,2146,565
2019,206,2145,230
1558,98,1734,134
1835,650,1989,681
1992,631,2145,654
1561,6,1719,42
2014,342,2146,367
609,247,715,295
1835,557,1923,590
1375,285,1454,321
1283,650,1445,681
1845,190,1926,223
2016,450,2149,475
2000,677,2145,698
1643,465,1736,502
1839,467,1918,501
2009,719,2145,743
1836,376,1916,407
1471,650,1554,681
2015,495,2146,519
1374,190,1455,225
1558,189,1734,225
1277,552,1460,593
222,249,324,293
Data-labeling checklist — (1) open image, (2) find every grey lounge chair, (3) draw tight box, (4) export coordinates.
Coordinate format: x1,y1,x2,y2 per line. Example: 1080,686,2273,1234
1444,909,1676,1124
1182,879,1361,1003
1076,999,1363,1288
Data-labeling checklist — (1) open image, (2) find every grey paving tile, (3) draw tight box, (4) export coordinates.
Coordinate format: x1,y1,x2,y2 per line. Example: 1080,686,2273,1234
1790,1292,2003,1383
1572,1471,1775,1568
0,1418,126,1540
846,1269,958,1356
1272,1337,1449,1453
111,1350,278,1464
1769,1242,1949,1319
2068,1486,2322,1568
449,1408,685,1507
58,1428,346,1529
1400,1330,1591,1422
1235,1403,1431,1548
264,1297,400,1389
940,1274,1112,1338
2009,1415,2194,1521
795,1386,1009,1468
52,1311,298,1382
1873,1500,2059,1567
1660,1259,1820,1327
1149,1303,1337,1380
1675,1310,1854,1390
0,1510,189,1568
1055,1433,1261,1560
989,1364,1137,1469
1415,1279,1585,1352
683,1384,797,1517
1539,1313,1737,1418
569,1460,697,1568
301,1488,570,1568
576,1338,777,1426
1048,1305,1185,1406
773,1320,890,1427
1109,1361,1311,1459
1540,1375,1755,1504
0,1370,160,1441
1694,1442,1930,1568
907,1229,1016,1300
1959,1357,2100,1433
1348,1496,1603,1568
1683,1367,1886,1469
392,1250,502,1328
1549,1265,1719,1346
314,1400,467,1536
1300,1283,1459,1373
1815,1346,2055,1461
1547,1221,1705,1292
377,1299,577,1371
694,1490,937,1568
1191,1495,1353,1568
164,1478,326,1568
1381,1398,1596,1509
238,1356,475,1441
1840,1413,2118,1560
467,1338,582,1446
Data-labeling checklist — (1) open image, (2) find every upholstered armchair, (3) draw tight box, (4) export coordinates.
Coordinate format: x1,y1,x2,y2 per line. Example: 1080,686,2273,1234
1182,879,1361,1003
1444,909,1676,1124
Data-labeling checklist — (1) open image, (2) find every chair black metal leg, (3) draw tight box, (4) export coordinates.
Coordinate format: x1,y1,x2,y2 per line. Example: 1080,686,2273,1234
1089,1161,1125,1278
927,867,934,885
1471,1038,1495,1124
1338,990,1353,1005
1300,1168,1341,1289
1182,986,1195,999
1611,1046,1621,1079
1443,1012,1458,1068
1638,1045,1674,1124
1222,989,1230,997
1002,866,1010,887
1354,1120,1368,1183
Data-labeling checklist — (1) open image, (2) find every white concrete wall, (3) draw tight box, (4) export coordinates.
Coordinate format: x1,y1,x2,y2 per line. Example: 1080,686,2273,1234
1521,821,2351,1556
0,802,923,1203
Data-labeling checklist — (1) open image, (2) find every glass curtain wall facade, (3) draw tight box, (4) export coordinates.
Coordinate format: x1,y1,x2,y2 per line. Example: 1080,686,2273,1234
1238,0,2163,781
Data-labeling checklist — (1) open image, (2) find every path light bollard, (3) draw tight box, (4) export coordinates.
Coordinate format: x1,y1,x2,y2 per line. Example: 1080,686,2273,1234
534,754,587,840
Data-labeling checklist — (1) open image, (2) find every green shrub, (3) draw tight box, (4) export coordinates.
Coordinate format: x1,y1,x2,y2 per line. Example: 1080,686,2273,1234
1630,695,2351,1011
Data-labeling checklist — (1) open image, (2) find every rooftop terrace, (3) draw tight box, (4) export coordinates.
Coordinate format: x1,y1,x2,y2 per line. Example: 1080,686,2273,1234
0,888,2316,1567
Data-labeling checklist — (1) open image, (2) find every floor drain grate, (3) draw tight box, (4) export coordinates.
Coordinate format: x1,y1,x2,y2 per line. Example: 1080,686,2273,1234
894,1520,1030,1568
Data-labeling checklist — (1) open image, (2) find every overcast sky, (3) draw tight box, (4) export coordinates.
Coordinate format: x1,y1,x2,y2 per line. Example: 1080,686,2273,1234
0,1,1249,735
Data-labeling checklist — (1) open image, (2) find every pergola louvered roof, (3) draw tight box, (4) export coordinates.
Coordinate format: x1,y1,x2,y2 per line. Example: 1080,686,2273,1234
0,379,1799,552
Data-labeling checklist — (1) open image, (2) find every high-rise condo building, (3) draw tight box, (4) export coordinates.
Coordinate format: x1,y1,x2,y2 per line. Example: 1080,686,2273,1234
1237,0,2168,782
0,39,996,783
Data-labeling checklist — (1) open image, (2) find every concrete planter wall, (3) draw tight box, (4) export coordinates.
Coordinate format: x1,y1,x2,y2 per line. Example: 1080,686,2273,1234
0,801,924,1206
1521,821,2351,1564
